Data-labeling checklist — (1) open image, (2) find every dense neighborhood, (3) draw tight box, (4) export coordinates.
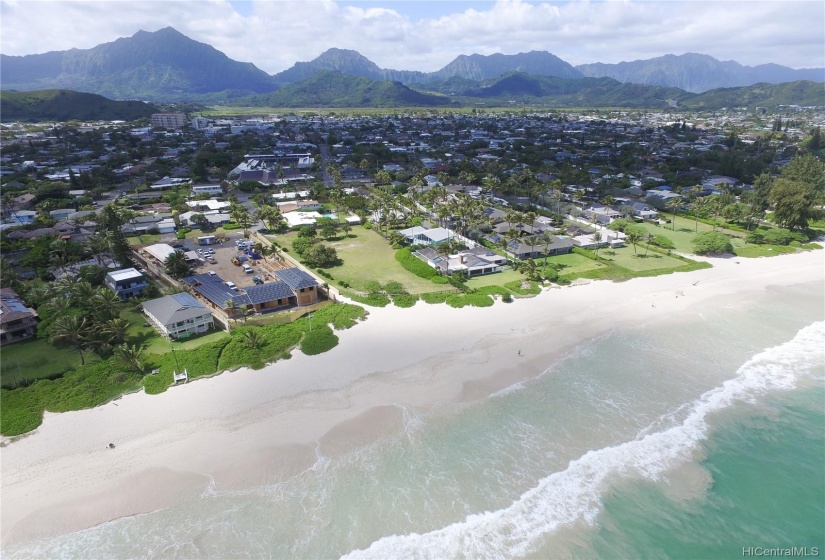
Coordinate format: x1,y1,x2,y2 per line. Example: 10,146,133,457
1,105,823,435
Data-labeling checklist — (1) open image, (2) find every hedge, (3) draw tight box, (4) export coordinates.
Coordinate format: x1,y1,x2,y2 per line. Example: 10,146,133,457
446,293,495,308
395,247,438,279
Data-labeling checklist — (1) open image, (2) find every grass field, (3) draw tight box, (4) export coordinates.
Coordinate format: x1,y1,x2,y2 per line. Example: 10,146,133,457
599,246,691,271
634,216,746,254
733,244,798,258
1,338,90,386
465,269,525,289
127,234,162,246
274,227,455,295
543,253,603,275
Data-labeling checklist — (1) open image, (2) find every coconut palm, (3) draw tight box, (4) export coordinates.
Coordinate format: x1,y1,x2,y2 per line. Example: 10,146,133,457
91,288,121,320
243,329,261,349
592,231,602,259
115,344,145,373
100,317,130,344
51,315,93,365
665,197,681,231
164,250,192,279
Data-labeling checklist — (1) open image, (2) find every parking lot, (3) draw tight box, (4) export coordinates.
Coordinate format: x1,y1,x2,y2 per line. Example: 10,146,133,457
176,233,274,289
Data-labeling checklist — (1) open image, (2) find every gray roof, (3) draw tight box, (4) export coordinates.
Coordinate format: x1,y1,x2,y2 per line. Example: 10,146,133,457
274,267,318,290
143,293,210,326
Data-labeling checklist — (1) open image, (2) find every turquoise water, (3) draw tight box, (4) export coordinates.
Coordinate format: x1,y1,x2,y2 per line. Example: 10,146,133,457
4,283,823,559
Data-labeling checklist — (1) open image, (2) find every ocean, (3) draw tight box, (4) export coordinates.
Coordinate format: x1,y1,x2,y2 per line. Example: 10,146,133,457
5,282,824,560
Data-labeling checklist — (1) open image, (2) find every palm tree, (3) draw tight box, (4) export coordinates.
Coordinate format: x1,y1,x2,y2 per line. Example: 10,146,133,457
538,231,555,270
665,197,681,231
243,329,261,349
626,228,644,255
115,343,145,373
51,315,93,365
91,289,121,321
592,231,602,259
100,317,130,344
165,250,192,279
225,299,237,319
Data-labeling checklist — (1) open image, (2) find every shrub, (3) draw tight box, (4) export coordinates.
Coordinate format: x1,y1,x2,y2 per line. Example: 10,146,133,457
789,240,802,248
395,247,438,279
222,223,242,230
349,292,391,307
446,293,494,308
364,280,383,293
607,219,633,232
650,234,675,249
763,228,794,246
384,281,405,294
431,276,449,284
300,325,338,355
421,292,451,304
392,294,418,308
745,231,765,244
476,285,513,302
692,231,733,255
303,244,338,267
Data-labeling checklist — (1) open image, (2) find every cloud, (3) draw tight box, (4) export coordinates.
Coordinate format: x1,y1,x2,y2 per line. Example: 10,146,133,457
0,0,822,73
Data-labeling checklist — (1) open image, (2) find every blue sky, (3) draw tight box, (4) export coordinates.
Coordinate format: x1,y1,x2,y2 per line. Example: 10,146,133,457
2,1,823,74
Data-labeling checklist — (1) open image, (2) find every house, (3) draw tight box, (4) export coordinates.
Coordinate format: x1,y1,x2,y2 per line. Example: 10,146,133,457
397,226,452,246
13,194,36,209
489,234,574,260
49,209,75,221
151,177,191,190
581,205,622,225
11,210,37,224
142,292,214,340
105,268,148,300
157,218,177,234
0,288,39,345
274,267,319,306
191,184,224,196
415,246,506,277
276,200,322,213
619,200,659,220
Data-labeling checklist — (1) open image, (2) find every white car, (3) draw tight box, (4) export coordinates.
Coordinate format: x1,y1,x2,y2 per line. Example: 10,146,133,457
225,281,237,290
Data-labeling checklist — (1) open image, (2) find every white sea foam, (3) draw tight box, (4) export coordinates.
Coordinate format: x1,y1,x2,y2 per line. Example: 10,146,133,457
342,321,825,560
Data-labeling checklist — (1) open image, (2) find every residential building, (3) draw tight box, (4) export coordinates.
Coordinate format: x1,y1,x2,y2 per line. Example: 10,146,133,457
11,210,37,224
142,292,214,340
397,226,452,246
151,113,187,129
191,184,224,196
105,268,148,300
415,246,506,277
0,288,39,345
274,268,319,306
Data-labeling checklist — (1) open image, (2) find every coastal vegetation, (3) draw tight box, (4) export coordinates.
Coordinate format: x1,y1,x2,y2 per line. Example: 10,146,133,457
0,303,366,436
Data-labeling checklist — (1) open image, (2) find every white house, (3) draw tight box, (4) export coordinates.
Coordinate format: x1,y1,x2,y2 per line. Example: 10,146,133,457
191,184,224,196
142,293,214,340
398,226,453,246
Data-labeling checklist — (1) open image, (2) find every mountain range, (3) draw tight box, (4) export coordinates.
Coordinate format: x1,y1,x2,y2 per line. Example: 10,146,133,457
1,27,822,109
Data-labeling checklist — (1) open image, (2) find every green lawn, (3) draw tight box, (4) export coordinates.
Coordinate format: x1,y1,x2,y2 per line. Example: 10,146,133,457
274,227,455,295
599,246,691,271
465,269,525,289
1,337,90,386
543,253,604,275
733,244,798,258
634,216,745,254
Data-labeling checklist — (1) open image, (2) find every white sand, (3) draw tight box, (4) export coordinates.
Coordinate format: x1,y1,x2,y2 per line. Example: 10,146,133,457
2,249,823,546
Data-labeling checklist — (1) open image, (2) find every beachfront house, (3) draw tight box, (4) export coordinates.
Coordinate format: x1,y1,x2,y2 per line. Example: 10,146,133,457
0,288,39,345
414,246,507,277
142,292,214,340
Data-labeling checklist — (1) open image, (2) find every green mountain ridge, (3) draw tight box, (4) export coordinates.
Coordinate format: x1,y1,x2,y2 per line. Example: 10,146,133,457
246,71,453,108
0,89,157,122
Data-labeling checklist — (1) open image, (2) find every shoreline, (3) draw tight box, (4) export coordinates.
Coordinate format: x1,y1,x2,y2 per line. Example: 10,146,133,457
2,250,824,548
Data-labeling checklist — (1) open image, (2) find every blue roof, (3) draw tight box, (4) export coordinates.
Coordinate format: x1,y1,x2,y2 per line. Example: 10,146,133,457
274,268,318,290
183,273,238,308
245,282,294,304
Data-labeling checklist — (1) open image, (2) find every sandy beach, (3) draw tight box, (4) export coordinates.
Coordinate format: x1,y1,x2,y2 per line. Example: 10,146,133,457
1,249,823,548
